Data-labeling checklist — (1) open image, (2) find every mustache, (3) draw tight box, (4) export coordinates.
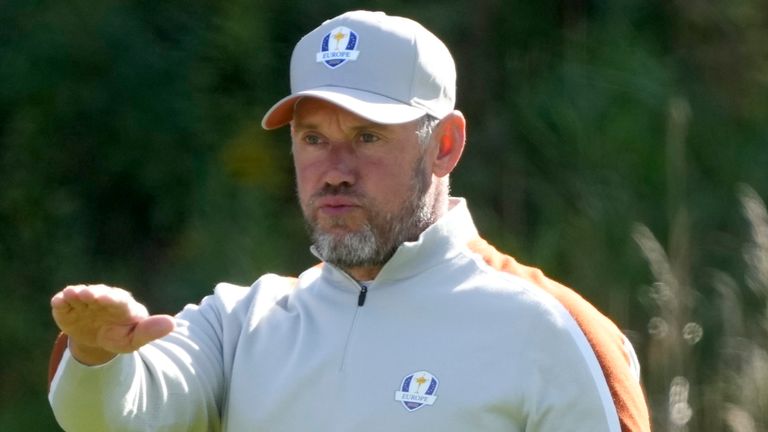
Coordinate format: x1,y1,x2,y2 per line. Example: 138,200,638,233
309,183,364,201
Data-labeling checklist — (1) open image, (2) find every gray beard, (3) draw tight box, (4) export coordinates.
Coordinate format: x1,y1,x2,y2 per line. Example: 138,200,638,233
307,153,438,269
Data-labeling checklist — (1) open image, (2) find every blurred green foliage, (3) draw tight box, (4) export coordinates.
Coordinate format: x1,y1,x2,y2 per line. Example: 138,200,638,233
2,0,767,430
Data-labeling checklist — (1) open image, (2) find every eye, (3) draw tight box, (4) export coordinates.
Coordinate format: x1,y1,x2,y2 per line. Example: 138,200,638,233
302,133,324,145
358,132,380,144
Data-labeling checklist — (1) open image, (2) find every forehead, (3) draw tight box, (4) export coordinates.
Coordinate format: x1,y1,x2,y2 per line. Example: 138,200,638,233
291,98,419,133
292,98,366,124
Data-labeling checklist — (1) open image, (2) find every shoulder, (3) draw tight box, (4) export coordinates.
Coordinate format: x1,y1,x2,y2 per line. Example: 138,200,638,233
177,274,298,323
460,238,650,431
208,274,299,315
461,237,623,340
213,275,297,305
460,237,650,431
459,237,636,372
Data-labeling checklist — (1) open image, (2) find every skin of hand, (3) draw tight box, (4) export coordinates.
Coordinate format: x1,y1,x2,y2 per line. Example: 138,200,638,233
51,284,175,365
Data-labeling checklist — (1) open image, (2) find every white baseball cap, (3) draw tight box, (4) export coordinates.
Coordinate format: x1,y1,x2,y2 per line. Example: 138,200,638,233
261,10,456,130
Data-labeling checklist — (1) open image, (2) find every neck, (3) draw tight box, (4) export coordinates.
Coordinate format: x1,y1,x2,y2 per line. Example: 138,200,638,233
345,265,382,282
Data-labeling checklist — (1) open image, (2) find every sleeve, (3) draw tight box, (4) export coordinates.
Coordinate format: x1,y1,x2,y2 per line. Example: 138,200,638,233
48,282,254,432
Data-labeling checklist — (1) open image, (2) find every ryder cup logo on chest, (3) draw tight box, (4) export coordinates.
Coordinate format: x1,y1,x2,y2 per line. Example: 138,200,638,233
394,371,439,412
316,26,360,69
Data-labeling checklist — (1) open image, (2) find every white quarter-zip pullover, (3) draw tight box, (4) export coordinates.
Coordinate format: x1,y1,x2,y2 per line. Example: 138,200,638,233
49,198,650,431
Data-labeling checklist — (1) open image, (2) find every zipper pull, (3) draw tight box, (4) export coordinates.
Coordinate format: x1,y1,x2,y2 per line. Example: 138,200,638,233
357,284,368,307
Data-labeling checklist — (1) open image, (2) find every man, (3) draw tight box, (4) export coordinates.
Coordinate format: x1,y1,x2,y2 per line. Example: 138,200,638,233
48,10,650,431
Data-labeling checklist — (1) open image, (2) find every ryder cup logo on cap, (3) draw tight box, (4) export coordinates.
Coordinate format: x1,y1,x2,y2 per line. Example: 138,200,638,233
394,371,439,411
261,10,456,130
316,26,360,69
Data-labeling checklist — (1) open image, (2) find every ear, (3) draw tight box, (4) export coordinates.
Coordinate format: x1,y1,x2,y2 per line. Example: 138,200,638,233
430,111,466,178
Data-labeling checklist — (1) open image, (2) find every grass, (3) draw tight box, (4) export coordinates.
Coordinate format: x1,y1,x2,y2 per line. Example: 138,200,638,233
632,98,768,431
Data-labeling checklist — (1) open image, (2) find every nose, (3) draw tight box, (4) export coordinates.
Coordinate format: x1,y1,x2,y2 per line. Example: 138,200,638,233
322,143,357,187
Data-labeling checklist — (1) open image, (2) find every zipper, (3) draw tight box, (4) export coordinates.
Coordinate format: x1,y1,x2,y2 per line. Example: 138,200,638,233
357,284,368,306
340,282,369,371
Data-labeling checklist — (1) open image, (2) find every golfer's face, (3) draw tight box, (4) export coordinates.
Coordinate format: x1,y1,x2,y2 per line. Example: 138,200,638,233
291,98,427,237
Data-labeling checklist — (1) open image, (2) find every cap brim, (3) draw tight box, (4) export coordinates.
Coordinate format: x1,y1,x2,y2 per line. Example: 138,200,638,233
261,86,427,130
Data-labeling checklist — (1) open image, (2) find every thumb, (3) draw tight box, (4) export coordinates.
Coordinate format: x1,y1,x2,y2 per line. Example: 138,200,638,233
131,315,176,348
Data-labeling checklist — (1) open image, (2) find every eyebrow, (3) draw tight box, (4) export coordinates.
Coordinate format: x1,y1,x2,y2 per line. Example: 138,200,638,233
290,120,322,132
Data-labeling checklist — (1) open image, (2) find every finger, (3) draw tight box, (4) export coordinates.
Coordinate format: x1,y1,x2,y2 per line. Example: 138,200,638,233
131,315,176,348
60,285,140,317
51,289,84,317
76,284,118,304
60,285,96,306
51,291,69,309
62,284,91,296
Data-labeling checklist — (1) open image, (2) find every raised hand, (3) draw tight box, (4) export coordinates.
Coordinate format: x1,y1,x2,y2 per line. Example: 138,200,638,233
51,284,175,365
